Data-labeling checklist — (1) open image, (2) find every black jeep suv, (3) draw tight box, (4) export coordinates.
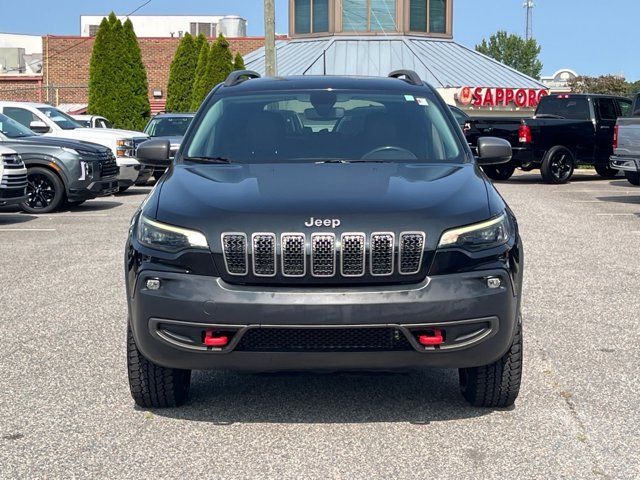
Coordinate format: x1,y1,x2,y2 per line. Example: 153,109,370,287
127,71,523,409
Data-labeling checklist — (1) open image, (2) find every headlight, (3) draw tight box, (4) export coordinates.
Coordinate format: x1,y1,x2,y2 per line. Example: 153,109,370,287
438,213,512,251
116,139,135,157
1,153,23,166
137,215,208,252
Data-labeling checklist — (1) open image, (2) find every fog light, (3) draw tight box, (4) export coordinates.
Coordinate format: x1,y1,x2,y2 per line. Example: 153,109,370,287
146,279,161,290
486,277,502,289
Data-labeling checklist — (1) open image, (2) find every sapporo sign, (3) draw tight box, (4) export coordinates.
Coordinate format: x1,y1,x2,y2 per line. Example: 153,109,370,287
456,86,549,109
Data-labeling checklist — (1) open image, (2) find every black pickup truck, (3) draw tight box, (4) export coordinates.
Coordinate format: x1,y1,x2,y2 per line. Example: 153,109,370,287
465,94,633,183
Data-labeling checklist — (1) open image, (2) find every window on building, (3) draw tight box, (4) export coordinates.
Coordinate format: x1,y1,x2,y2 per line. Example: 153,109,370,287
409,0,447,34
190,22,216,37
295,0,329,34
88,25,100,37
343,0,397,32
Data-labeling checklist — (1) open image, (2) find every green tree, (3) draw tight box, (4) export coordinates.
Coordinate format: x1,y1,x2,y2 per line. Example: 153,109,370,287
88,14,121,124
476,31,543,79
166,33,198,112
626,79,640,96
568,75,629,96
190,41,211,111
122,18,150,130
233,52,245,71
209,34,234,87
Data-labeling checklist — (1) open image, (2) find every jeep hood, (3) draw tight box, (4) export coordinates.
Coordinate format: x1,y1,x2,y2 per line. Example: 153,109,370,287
155,162,491,250
9,135,110,153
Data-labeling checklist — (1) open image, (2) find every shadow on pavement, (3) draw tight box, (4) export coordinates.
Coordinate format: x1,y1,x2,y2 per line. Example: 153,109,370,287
505,171,614,185
150,369,493,424
116,187,153,197
63,200,123,212
0,212,36,224
596,195,640,205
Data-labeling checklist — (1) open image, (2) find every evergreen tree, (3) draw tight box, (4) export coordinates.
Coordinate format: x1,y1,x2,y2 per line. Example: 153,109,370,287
209,34,234,86
233,52,245,71
190,41,211,111
88,14,121,123
166,33,197,112
122,18,150,131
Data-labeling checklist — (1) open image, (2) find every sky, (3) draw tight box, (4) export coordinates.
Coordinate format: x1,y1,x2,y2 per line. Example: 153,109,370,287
0,0,637,81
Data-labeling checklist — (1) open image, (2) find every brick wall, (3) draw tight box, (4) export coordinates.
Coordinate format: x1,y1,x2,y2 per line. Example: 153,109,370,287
40,35,271,105
0,76,44,102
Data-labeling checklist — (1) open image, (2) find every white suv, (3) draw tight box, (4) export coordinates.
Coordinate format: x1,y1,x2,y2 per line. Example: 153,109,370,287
0,102,150,191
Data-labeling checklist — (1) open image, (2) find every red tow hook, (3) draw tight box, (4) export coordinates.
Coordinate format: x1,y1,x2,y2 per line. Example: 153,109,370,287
203,331,229,347
418,329,444,347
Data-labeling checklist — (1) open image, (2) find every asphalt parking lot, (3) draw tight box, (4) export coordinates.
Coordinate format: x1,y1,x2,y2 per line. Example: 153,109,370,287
1,169,638,479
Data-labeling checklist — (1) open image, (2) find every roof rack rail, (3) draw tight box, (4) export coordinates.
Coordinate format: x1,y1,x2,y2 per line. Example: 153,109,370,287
388,70,423,86
224,70,262,87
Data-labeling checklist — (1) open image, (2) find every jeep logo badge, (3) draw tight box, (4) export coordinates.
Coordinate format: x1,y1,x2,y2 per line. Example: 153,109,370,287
305,217,341,229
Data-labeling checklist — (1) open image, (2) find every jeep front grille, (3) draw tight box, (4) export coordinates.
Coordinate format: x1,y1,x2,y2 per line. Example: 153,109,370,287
222,231,426,280
281,233,306,277
251,233,276,277
370,233,395,276
221,233,248,275
399,232,426,275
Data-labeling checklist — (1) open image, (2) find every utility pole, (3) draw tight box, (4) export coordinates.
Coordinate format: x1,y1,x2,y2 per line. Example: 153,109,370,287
523,0,534,41
264,0,277,76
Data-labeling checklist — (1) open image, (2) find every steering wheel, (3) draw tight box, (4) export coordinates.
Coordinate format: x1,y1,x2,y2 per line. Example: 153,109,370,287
361,146,418,161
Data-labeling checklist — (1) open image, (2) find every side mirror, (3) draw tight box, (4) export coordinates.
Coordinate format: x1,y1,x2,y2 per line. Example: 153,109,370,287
136,138,170,166
30,120,50,134
476,137,512,165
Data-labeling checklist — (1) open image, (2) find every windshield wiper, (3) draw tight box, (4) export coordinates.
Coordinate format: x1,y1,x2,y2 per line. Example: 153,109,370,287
183,156,233,164
535,114,566,119
314,159,388,164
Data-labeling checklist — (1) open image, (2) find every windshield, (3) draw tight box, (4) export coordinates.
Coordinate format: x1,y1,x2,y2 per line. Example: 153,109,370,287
145,116,193,137
185,90,463,164
37,107,82,130
0,113,36,139
75,119,91,127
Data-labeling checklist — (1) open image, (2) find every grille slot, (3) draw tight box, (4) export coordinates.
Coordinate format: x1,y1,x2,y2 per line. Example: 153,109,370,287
222,233,248,275
370,233,395,276
399,232,426,275
281,233,306,277
252,233,276,277
311,233,336,277
341,233,365,277
235,327,414,352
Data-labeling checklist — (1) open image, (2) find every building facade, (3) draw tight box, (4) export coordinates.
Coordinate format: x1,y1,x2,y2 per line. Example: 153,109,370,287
80,15,247,39
246,0,548,117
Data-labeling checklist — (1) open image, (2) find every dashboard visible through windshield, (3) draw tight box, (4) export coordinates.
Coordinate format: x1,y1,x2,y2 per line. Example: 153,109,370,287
185,90,464,164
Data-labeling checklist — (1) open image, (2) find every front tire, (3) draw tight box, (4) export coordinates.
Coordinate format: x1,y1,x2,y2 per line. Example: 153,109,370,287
459,321,522,408
624,171,640,186
482,165,516,181
540,146,574,184
20,167,65,214
594,164,619,178
127,324,191,408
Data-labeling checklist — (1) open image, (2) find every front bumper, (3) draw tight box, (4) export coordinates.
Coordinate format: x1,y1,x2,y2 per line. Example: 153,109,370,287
128,269,519,371
0,188,28,206
610,155,640,173
116,157,142,187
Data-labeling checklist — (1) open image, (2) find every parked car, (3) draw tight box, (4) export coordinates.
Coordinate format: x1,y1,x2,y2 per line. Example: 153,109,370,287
142,112,195,179
448,104,469,128
464,93,633,183
126,70,523,409
0,145,28,207
71,115,113,129
610,92,640,185
0,102,150,192
0,112,118,213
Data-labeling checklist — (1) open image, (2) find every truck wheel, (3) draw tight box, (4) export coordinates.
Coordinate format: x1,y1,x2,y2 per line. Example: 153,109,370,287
459,320,522,408
540,146,574,184
482,165,516,181
127,324,191,408
624,171,640,186
594,164,619,178
21,167,65,214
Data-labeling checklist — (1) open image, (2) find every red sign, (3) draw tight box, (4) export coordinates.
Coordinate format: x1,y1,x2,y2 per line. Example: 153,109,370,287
456,87,549,109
